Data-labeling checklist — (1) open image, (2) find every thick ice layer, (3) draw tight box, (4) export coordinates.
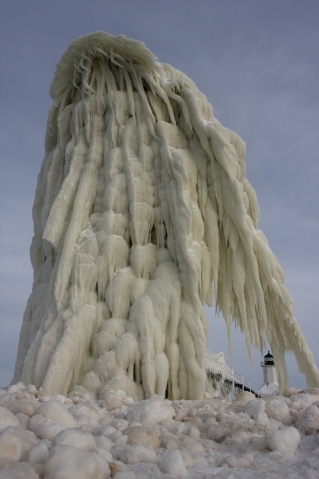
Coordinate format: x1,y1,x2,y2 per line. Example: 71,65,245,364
1,383,319,479
13,31,319,399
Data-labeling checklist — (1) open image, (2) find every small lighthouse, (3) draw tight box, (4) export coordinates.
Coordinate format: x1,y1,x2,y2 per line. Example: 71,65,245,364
257,351,279,396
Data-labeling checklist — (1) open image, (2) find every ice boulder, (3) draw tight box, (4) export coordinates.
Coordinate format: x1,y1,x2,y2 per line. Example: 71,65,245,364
235,391,256,403
103,390,123,411
159,449,188,477
25,441,49,465
0,406,20,430
36,419,65,441
44,445,110,479
127,396,175,426
115,444,158,464
127,426,160,448
35,400,75,427
298,404,319,435
52,428,96,450
265,399,291,424
244,399,265,418
266,426,300,454
0,429,22,462
0,462,40,478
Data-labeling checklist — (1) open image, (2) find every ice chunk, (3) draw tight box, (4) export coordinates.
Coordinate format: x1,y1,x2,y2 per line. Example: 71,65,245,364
0,406,20,430
244,399,265,418
44,445,110,479
265,398,291,424
25,440,49,465
298,404,319,435
127,396,175,426
52,428,96,450
115,444,158,464
266,426,300,454
0,429,21,462
35,401,75,428
0,462,40,479
127,426,160,448
159,449,188,477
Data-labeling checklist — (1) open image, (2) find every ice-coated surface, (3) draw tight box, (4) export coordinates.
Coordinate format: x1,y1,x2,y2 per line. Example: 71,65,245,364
0,407,20,429
126,396,175,426
159,449,188,476
1,384,319,478
266,427,300,454
12,31,319,400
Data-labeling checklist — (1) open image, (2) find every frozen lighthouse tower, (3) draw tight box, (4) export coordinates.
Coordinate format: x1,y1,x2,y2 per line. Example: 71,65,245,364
257,351,279,396
12,32,319,400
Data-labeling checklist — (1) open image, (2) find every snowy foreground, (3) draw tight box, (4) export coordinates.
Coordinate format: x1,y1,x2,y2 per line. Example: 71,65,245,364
0,383,318,479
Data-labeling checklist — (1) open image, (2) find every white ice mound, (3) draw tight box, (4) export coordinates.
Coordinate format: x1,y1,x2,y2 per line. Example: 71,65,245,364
12,31,319,400
0,407,20,429
127,395,175,426
266,426,300,454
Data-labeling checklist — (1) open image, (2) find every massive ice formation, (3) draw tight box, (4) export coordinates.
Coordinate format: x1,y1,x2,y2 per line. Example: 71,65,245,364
13,32,319,399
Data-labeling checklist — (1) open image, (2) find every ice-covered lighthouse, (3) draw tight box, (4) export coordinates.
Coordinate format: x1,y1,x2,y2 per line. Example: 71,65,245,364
13,32,319,400
257,351,279,396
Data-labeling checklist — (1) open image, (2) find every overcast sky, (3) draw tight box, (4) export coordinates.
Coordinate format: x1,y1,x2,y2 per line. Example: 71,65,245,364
0,0,318,392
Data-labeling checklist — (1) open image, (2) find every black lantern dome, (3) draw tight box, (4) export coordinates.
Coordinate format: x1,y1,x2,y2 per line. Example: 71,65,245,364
264,351,274,365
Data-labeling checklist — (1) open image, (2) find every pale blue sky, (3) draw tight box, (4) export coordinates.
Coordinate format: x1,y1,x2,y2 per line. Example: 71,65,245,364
1,0,318,390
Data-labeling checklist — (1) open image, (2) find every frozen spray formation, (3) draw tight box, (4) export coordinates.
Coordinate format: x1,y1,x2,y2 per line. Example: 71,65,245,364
13,32,319,400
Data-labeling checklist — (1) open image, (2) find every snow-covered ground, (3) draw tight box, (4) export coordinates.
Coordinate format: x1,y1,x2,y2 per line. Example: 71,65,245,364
0,383,318,479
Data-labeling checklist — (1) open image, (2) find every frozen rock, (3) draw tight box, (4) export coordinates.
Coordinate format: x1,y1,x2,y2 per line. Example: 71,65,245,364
244,399,265,418
298,404,319,435
95,434,113,450
101,425,117,436
187,425,200,439
35,401,75,427
180,448,194,468
16,412,30,430
127,396,175,426
235,391,256,402
0,429,21,462
7,383,26,394
266,426,300,454
0,462,40,478
113,472,136,479
224,454,253,468
302,388,319,395
108,460,128,477
36,418,65,441
289,393,319,411
52,428,96,450
5,399,36,417
115,444,158,464
0,406,20,429
160,432,180,449
0,426,38,461
127,426,160,448
25,440,49,464
95,445,113,462
26,385,38,396
264,398,290,424
44,445,110,479
207,414,254,443
112,419,129,431
182,436,205,453
159,449,188,477
103,391,123,411
251,435,267,451
255,412,269,426
283,387,302,397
